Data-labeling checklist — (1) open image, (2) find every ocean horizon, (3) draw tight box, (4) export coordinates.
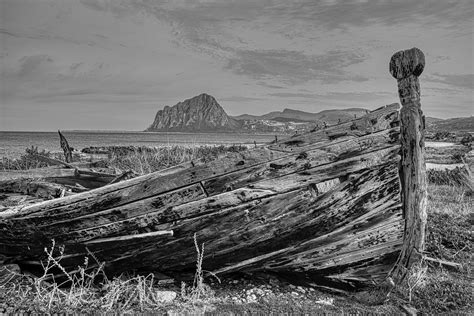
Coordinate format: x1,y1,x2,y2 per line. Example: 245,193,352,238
0,130,278,158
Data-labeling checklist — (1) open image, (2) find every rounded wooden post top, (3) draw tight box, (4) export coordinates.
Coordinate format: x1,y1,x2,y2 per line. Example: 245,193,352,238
389,47,425,79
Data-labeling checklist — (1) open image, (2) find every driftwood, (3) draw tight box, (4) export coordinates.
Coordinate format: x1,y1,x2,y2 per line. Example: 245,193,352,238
0,178,74,199
31,153,76,169
0,167,77,181
58,130,73,163
423,256,462,271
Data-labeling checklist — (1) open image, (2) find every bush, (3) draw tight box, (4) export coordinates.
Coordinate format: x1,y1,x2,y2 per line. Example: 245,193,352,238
0,146,55,170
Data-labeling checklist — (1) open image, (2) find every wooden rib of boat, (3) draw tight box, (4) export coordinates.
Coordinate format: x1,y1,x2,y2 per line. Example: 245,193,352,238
0,48,428,290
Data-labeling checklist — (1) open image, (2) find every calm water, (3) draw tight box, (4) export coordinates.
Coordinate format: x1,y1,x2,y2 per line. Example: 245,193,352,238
0,131,277,158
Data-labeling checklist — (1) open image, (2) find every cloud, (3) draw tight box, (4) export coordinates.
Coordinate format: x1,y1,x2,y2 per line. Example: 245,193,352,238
269,91,392,101
17,55,54,77
225,49,368,84
257,82,285,89
220,96,264,102
268,0,473,31
426,73,474,89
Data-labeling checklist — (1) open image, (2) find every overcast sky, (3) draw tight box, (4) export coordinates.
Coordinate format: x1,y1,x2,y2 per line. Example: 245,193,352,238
1,0,472,131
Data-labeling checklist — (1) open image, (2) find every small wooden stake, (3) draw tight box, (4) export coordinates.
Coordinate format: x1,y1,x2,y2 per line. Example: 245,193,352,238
58,130,73,163
389,47,428,283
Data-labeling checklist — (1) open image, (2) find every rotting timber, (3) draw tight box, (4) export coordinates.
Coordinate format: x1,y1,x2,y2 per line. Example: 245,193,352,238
0,48,427,290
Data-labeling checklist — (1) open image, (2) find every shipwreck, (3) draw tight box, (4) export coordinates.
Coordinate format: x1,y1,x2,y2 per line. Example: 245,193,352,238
0,48,428,290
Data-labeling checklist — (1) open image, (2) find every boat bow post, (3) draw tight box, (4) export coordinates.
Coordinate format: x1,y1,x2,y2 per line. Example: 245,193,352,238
388,47,428,283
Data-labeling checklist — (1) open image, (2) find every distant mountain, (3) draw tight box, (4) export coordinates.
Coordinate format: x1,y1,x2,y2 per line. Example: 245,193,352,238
233,107,369,125
425,117,444,125
146,94,402,134
427,116,474,132
146,93,241,132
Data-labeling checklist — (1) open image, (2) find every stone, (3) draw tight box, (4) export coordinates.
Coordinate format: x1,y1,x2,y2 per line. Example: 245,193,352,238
246,293,258,303
155,290,177,303
297,286,307,293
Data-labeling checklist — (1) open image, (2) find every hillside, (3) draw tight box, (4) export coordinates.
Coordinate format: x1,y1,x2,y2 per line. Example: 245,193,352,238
146,94,241,132
427,116,474,132
233,107,369,125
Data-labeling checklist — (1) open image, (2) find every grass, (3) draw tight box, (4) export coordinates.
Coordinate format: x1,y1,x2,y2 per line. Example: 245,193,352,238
0,145,249,177
407,185,473,313
0,146,58,170
106,144,248,175
0,235,215,314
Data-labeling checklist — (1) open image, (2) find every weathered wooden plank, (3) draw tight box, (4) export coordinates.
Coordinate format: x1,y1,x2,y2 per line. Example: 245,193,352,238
84,162,400,275
388,47,428,283
3,148,287,220
0,168,77,181
265,218,403,270
3,126,399,225
84,230,174,245
268,103,399,152
203,130,399,196
210,210,403,275
58,130,73,163
4,127,398,225
0,179,73,199
27,146,399,243
0,183,207,242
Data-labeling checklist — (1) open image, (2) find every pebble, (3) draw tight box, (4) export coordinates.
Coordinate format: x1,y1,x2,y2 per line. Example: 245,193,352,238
246,293,257,303
297,286,306,293
156,290,177,303
314,297,334,306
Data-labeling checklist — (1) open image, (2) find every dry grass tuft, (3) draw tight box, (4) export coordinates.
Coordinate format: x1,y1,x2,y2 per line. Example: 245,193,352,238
107,145,248,175
180,234,217,303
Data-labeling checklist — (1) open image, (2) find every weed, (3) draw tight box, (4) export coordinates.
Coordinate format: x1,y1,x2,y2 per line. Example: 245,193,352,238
180,233,216,302
403,260,428,303
0,240,180,313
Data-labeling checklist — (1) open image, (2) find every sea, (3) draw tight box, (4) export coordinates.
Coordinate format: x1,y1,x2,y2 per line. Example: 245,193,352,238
0,131,278,158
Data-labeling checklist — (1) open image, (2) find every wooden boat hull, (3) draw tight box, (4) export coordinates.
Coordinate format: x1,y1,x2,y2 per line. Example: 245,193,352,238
0,104,406,289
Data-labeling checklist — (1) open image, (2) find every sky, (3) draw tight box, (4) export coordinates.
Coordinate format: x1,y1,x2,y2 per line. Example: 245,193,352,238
0,0,473,131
